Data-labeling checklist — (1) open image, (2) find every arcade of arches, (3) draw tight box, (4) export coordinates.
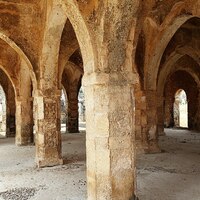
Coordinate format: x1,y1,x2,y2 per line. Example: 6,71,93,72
0,1,199,200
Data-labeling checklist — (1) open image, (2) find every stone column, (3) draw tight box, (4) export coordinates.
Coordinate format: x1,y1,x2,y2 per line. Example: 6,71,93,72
0,101,6,137
145,90,161,153
157,96,165,136
83,72,137,200
164,96,174,128
6,112,15,137
6,84,16,137
35,90,63,167
67,85,79,133
15,60,34,145
134,85,149,153
1,113,6,133
15,97,34,145
193,92,200,130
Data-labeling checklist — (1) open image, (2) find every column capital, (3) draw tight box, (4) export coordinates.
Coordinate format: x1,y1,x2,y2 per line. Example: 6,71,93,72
15,96,34,102
33,89,61,98
82,71,138,86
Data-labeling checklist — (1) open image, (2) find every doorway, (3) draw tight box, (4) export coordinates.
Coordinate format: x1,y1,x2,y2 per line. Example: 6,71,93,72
174,89,188,128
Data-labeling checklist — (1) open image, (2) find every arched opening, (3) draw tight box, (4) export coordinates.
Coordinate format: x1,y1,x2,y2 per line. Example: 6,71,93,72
174,89,188,128
36,1,136,199
163,70,198,130
0,68,35,145
60,85,85,135
0,68,16,138
0,33,37,145
137,15,200,200
0,33,37,188
57,19,86,196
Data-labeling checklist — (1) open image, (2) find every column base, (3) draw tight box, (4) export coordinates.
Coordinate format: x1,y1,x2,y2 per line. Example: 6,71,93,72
68,117,79,133
130,194,139,200
136,146,146,154
144,142,161,154
15,137,34,146
68,130,80,133
7,132,15,137
158,131,166,136
37,158,63,168
136,141,148,154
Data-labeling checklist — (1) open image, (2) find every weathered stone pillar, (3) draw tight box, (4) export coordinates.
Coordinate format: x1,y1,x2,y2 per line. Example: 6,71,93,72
145,90,161,153
15,60,34,145
0,103,6,137
193,91,200,130
6,84,16,137
157,96,165,136
6,113,15,137
83,72,136,200
35,90,63,167
164,95,174,128
67,85,79,133
15,98,34,145
134,85,149,153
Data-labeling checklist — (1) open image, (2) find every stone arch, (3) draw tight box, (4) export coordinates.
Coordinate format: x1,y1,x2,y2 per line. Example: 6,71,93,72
61,0,96,74
38,1,141,199
0,33,37,91
0,65,17,97
41,0,96,92
157,53,200,130
37,0,96,166
0,68,16,137
163,70,199,129
158,54,200,96
0,34,36,145
144,2,200,90
61,60,83,133
135,30,145,87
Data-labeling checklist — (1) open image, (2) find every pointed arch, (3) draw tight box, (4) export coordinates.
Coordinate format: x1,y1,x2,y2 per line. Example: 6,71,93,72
158,54,200,96
0,33,37,91
40,0,96,91
61,0,96,74
0,65,17,97
144,2,200,90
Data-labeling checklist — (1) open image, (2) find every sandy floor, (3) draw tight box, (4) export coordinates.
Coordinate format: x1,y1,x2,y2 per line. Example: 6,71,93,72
0,133,86,200
0,128,200,200
137,128,200,200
